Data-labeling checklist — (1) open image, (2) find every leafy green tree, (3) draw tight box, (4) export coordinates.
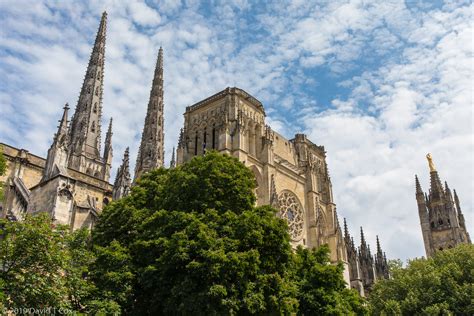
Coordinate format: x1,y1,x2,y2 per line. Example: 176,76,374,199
0,213,70,309
293,245,367,315
94,152,366,315
0,213,119,314
369,244,474,315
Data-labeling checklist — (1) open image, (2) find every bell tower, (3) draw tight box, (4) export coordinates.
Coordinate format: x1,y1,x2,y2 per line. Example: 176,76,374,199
415,153,471,257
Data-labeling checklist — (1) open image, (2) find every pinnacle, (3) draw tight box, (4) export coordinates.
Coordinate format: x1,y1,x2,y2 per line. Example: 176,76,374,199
415,175,423,195
343,218,349,238
376,235,382,254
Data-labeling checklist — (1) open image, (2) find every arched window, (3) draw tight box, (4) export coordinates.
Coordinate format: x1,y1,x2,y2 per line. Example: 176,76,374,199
203,129,207,152
93,102,98,113
91,121,96,133
438,219,443,225
212,126,216,149
194,132,198,155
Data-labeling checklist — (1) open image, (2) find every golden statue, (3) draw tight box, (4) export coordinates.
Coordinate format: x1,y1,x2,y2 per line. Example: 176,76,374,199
426,153,436,172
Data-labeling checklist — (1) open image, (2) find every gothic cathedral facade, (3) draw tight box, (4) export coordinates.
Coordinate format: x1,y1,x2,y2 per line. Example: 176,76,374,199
0,12,389,295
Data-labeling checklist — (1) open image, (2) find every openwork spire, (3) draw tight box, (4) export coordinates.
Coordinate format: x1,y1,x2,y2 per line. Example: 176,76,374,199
113,147,131,200
170,147,176,168
69,11,107,162
270,174,279,209
134,47,165,180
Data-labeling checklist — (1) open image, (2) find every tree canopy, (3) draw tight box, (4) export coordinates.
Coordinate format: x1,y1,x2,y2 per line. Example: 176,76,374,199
369,244,474,315
92,151,366,315
0,213,120,314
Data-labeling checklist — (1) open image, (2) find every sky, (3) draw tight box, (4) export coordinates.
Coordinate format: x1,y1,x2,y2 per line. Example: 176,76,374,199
0,0,472,262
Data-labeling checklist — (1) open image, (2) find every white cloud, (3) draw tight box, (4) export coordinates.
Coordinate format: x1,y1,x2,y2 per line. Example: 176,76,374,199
0,0,472,262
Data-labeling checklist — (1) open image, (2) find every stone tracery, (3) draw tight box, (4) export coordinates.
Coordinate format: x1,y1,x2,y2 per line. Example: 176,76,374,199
278,190,304,241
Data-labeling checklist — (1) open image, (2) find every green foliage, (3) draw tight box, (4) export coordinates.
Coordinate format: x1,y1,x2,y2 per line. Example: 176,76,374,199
293,245,367,315
369,244,474,315
93,152,366,315
0,214,70,309
0,146,7,200
0,213,119,314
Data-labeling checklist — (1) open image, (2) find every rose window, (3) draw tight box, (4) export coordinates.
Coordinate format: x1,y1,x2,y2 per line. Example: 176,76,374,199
278,191,304,240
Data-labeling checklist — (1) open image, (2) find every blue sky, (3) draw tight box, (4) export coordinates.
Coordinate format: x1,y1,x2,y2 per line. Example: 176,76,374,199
0,0,472,262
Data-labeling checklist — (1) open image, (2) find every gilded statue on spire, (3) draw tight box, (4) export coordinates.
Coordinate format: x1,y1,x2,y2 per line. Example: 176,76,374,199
426,153,436,172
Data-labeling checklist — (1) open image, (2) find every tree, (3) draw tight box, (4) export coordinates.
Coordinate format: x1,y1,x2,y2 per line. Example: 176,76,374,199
293,245,367,315
369,244,474,315
0,214,70,309
0,213,119,314
93,152,366,315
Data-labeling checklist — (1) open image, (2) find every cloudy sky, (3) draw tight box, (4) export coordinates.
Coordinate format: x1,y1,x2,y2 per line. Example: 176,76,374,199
0,0,472,262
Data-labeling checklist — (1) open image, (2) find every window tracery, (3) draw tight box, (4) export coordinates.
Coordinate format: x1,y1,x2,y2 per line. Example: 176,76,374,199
278,190,304,240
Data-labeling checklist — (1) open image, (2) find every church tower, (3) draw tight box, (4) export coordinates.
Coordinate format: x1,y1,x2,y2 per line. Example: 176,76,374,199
416,153,471,257
134,47,165,180
68,11,111,181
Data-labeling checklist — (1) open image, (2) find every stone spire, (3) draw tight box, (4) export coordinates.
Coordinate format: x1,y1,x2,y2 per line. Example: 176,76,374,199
427,154,444,201
415,175,423,195
102,118,113,181
68,11,107,173
170,147,176,168
134,47,165,180
374,235,390,280
42,103,70,181
270,174,279,209
113,147,131,200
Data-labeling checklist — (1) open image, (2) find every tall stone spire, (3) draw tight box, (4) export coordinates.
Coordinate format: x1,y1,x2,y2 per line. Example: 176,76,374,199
134,47,165,180
102,118,113,181
170,147,176,168
374,235,389,280
270,174,279,209
68,11,107,172
113,147,131,200
43,103,70,181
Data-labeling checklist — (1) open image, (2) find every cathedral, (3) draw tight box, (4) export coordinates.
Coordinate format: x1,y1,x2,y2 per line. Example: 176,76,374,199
0,12,389,295
416,154,471,257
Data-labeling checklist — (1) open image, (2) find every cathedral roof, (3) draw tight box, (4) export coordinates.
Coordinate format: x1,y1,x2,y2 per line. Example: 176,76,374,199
186,87,265,115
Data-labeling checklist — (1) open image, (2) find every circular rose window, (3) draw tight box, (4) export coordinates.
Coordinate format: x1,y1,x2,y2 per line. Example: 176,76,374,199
278,191,304,240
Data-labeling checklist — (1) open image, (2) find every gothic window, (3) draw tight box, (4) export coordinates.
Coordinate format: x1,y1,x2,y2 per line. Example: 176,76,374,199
278,190,304,241
194,132,198,155
203,129,207,152
91,121,96,133
212,126,216,149
438,219,443,225
93,102,98,113
87,86,91,94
